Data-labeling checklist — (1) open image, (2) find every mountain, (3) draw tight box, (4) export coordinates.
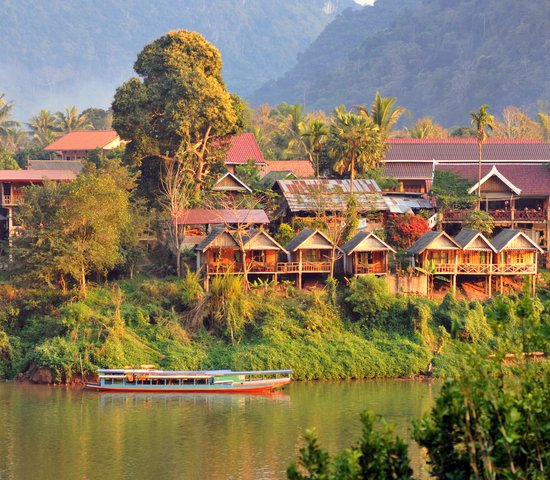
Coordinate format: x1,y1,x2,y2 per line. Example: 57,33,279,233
0,0,355,120
251,0,550,126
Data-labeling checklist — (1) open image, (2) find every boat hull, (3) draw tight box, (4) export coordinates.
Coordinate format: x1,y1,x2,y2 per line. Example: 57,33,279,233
85,378,291,394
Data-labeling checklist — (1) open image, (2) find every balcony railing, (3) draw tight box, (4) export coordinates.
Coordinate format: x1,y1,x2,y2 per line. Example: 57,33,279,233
355,264,387,274
2,194,24,206
205,261,332,275
423,263,536,274
443,209,547,223
492,264,536,274
457,264,492,274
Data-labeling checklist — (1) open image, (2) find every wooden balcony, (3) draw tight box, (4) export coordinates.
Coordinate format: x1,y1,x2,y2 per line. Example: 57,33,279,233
457,264,492,274
355,264,387,275
422,263,536,275
442,209,547,224
205,261,332,275
2,194,24,206
492,264,536,274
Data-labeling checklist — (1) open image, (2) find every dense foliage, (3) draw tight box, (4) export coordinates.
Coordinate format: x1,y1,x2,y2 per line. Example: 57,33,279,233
288,360,549,479
384,213,430,251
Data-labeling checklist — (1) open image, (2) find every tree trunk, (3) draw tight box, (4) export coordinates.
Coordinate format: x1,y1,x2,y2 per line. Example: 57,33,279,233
350,153,355,196
80,266,87,297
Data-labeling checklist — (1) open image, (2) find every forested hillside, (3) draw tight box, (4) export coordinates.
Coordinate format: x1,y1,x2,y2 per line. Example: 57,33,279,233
0,0,354,119
253,0,550,126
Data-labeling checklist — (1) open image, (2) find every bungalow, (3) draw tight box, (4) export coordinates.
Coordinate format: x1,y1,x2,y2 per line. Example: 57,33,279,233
407,231,461,294
341,231,395,276
491,229,542,295
283,228,338,288
194,227,287,289
44,130,122,161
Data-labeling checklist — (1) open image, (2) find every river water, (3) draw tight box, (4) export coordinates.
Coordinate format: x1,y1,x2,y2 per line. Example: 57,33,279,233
0,380,439,479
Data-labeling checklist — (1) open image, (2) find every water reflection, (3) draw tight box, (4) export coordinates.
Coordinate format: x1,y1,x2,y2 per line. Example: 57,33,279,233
0,380,438,480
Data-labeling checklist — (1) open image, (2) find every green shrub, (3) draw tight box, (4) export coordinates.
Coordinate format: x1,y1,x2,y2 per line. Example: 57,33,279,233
30,337,79,382
344,276,395,326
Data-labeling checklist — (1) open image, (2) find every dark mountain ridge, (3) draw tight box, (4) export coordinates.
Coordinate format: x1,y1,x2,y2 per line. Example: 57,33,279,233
252,0,550,126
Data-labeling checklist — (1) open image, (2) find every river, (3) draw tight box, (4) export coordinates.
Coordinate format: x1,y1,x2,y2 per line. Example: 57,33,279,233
0,380,439,479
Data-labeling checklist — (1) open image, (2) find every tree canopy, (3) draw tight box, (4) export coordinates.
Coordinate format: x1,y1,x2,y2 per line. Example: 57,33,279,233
112,30,241,197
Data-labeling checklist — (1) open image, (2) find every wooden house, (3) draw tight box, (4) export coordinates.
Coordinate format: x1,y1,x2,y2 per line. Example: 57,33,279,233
340,231,395,276
454,228,497,295
407,231,461,294
283,229,337,288
491,229,543,295
241,229,287,279
195,227,287,289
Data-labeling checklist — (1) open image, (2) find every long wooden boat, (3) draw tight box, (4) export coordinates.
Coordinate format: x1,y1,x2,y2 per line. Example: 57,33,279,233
85,368,292,393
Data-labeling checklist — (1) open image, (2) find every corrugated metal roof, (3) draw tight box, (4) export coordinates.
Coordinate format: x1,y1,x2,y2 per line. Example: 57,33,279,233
177,209,269,226
383,161,434,179
383,196,433,213
27,160,84,172
44,130,120,151
386,138,550,162
277,179,387,213
436,163,550,196
0,170,77,182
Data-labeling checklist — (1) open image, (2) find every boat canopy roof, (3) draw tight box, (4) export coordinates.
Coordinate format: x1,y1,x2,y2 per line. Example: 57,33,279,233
97,369,292,378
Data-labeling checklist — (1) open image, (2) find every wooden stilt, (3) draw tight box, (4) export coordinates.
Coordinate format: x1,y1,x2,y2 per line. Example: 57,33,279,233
488,274,492,297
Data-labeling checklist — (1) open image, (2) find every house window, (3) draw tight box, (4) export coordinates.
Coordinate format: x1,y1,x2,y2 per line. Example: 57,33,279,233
430,251,449,264
252,250,265,262
480,252,488,264
304,250,320,262
358,252,374,265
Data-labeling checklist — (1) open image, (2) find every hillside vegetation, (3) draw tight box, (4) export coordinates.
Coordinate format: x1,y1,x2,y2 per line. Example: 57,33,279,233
0,0,354,119
0,275,548,383
253,0,550,126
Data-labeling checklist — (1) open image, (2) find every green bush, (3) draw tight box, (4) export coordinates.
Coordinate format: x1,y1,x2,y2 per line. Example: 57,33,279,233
345,276,395,326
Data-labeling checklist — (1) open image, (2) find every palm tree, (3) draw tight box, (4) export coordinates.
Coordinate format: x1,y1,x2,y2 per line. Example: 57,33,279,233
28,109,60,147
368,91,405,138
3,127,30,151
56,106,92,133
301,119,328,179
0,94,19,142
327,105,384,195
470,105,495,205
270,102,306,158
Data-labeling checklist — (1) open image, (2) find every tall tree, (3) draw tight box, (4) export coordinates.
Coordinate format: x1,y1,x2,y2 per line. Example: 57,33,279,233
28,110,60,147
470,105,494,204
112,30,239,198
406,117,448,139
537,112,550,141
55,106,92,133
11,168,135,295
301,118,328,179
362,91,405,138
0,94,19,147
327,106,384,195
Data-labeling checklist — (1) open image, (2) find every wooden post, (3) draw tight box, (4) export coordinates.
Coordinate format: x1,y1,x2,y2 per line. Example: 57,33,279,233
298,250,303,289
500,275,503,294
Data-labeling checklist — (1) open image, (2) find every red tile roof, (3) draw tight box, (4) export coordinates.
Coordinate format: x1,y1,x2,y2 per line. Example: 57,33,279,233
223,133,267,165
0,170,77,182
44,130,120,151
436,163,550,196
176,209,269,226
383,161,434,179
386,138,550,162
266,160,314,178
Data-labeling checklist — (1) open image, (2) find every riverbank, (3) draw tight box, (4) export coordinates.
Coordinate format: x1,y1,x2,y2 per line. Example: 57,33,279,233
0,274,548,384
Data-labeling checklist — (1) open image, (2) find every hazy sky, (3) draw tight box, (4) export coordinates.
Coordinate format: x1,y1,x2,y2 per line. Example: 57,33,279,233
355,0,376,4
